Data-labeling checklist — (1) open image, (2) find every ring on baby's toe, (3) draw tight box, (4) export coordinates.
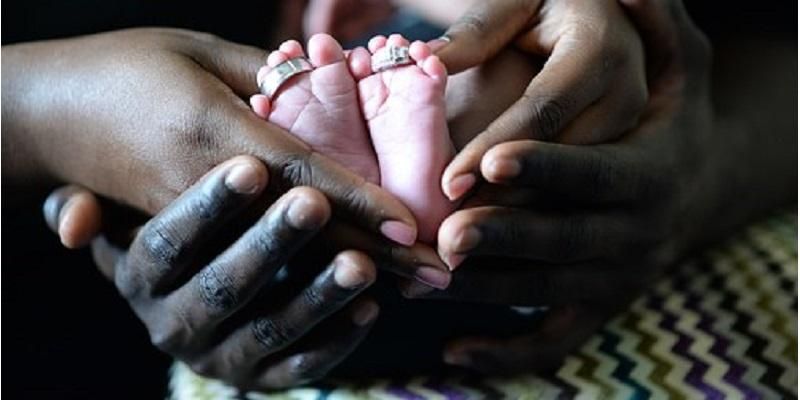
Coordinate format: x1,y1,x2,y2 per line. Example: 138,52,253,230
371,45,413,73
259,57,314,99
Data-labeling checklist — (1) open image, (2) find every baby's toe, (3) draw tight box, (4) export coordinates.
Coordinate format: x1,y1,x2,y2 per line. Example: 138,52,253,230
422,55,447,85
307,33,345,67
249,94,271,119
409,41,432,64
387,33,410,48
368,35,387,53
267,50,289,67
348,47,373,79
256,65,270,87
279,40,305,59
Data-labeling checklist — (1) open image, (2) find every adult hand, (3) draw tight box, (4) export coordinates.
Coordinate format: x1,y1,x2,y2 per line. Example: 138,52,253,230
432,0,648,201
5,28,451,284
425,0,722,373
3,28,418,246
48,155,383,388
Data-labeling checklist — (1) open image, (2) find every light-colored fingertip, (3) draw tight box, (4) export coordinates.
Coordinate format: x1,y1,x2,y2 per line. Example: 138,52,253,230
379,220,417,246
443,172,476,201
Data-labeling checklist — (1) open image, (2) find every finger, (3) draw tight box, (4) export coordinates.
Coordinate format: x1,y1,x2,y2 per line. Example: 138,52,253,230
479,140,669,204
43,185,102,249
434,0,542,74
118,156,268,296
557,82,647,145
168,187,332,329
254,297,379,388
619,0,680,83
323,221,451,289
191,34,269,97
230,112,419,246
90,235,126,281
437,207,632,269
203,250,376,367
441,41,618,201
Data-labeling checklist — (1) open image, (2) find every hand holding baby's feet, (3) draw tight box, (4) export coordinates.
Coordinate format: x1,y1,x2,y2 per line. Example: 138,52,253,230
252,33,455,244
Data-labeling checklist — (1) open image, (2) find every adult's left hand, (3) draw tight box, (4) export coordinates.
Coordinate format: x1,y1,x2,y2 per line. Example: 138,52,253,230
422,0,719,373
434,0,648,201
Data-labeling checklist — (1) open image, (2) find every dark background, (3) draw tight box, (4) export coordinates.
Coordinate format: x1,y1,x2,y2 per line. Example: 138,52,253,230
2,1,795,398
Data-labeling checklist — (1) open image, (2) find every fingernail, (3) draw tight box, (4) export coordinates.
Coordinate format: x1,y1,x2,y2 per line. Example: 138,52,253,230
414,265,451,289
352,301,379,326
225,162,262,194
334,262,371,289
380,220,417,246
286,196,323,230
57,198,79,248
427,35,451,52
486,158,521,182
445,173,476,201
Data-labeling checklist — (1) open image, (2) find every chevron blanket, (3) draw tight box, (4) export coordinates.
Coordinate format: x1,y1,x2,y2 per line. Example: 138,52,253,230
169,213,797,399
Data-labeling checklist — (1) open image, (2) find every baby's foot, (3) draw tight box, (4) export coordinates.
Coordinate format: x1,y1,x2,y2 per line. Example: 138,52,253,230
356,34,455,243
251,34,379,183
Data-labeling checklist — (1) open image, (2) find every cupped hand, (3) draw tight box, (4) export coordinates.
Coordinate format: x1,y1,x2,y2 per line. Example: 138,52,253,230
46,156,383,389
4,28,419,247
426,0,716,373
433,0,648,201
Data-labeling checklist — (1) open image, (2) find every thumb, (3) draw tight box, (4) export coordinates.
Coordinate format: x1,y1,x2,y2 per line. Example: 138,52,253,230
434,0,541,74
194,36,269,97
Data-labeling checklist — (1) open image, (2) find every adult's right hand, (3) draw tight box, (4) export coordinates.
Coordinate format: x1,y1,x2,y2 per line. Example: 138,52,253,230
3,28,449,285
48,155,383,389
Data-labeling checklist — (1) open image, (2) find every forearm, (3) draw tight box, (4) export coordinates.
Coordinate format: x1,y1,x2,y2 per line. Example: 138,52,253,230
686,38,797,251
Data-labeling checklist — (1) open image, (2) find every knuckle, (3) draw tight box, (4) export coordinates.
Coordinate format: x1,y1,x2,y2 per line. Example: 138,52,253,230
301,285,329,312
252,317,295,353
197,264,238,313
140,220,184,267
279,152,314,188
522,94,572,141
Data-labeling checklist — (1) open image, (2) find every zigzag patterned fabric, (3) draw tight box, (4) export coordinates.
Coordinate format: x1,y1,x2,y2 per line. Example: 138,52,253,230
169,213,797,399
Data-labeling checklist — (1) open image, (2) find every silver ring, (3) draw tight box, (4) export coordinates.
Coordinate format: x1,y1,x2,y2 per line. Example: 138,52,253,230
258,57,314,99
371,45,413,73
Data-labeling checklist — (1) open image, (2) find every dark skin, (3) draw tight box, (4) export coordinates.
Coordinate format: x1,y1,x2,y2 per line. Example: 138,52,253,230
87,156,383,389
423,0,797,372
2,28,449,390
13,0,798,388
